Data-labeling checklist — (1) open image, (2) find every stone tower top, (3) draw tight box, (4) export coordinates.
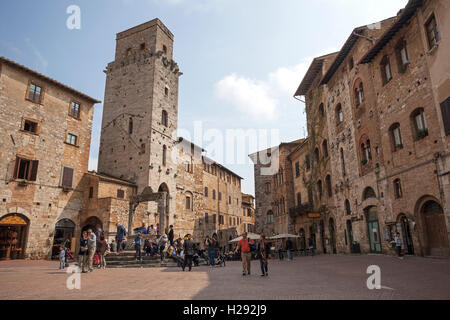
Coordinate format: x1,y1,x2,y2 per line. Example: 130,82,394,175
114,18,174,61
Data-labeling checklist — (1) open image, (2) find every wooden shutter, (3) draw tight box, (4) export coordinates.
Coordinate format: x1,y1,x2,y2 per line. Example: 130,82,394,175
62,167,74,188
12,157,20,180
29,160,39,181
440,97,450,135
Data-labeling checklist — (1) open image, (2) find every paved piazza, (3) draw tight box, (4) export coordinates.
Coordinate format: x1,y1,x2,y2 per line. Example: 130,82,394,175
0,255,449,300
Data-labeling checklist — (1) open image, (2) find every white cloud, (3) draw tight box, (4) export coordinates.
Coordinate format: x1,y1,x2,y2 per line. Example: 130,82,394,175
268,60,312,96
215,74,277,121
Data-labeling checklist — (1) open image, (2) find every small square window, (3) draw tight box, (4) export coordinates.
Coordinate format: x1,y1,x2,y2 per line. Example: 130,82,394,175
140,43,146,50
117,189,125,199
66,133,78,146
23,119,38,134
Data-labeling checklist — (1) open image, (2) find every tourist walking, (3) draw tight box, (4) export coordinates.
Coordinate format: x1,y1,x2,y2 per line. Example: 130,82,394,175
394,232,403,259
78,231,89,273
235,232,254,276
286,238,293,261
205,236,216,267
258,235,269,277
183,234,195,272
87,228,97,272
97,234,107,269
277,240,284,260
58,246,66,270
115,223,127,253
135,231,143,261
168,225,174,246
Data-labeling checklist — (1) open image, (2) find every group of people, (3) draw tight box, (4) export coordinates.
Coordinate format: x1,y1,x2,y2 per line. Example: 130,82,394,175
75,226,110,273
235,232,271,277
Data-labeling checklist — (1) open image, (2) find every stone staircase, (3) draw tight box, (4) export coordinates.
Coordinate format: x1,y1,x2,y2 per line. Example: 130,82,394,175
105,250,179,268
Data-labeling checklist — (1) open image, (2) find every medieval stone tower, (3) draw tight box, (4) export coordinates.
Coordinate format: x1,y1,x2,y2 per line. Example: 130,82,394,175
98,19,181,231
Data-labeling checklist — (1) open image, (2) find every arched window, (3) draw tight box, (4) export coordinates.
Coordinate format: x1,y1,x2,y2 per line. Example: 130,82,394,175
380,55,392,85
314,148,320,164
326,175,332,197
185,192,193,210
363,187,376,200
162,110,168,127
319,103,325,117
322,140,328,158
345,199,351,216
389,123,403,151
393,178,403,199
354,79,365,107
336,103,343,124
411,108,428,140
395,38,410,71
317,180,323,199
267,210,274,224
162,145,167,166
128,118,133,134
360,135,372,164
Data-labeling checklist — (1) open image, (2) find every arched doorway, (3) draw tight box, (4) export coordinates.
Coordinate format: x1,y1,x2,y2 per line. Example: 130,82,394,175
421,200,449,256
346,220,354,250
319,220,327,254
82,216,102,234
329,218,337,254
365,206,382,253
158,183,170,233
397,214,414,255
52,219,75,259
0,213,29,260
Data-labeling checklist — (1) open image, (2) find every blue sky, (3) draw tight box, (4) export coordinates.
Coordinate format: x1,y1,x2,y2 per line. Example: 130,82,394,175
0,0,408,195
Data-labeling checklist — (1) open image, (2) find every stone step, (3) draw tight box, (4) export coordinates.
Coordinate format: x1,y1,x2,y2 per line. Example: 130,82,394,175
106,260,179,267
105,255,163,262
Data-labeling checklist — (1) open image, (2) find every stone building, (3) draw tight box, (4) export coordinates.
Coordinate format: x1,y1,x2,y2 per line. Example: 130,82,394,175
241,193,255,234
0,57,100,259
250,139,303,238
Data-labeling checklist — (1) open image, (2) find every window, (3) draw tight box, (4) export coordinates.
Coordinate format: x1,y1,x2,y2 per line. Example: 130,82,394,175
317,180,323,200
340,148,346,176
165,87,169,96
354,80,364,106
205,213,209,223
229,196,231,204
185,196,191,210
295,162,300,177
360,135,372,164
389,123,403,151
88,186,94,199
219,215,224,225
267,211,274,224
319,103,325,117
308,188,314,207
117,189,125,199
425,14,440,49
70,101,81,119
322,140,328,158
411,108,428,140
28,83,42,103
349,57,354,70
204,187,208,197
280,170,284,184
140,43,146,50
395,39,410,72
61,166,74,188
393,179,403,199
14,157,38,181
440,97,450,135
162,145,167,166
22,119,38,134
345,199,351,216
296,192,301,206
128,118,133,134
213,214,216,224
65,133,78,146
305,155,311,171
163,45,167,54
314,148,320,164
212,190,216,200
336,103,343,124
265,182,271,193
185,161,190,173
363,187,376,200
126,48,132,56
380,55,392,85
219,192,222,201
162,110,168,127
326,175,332,197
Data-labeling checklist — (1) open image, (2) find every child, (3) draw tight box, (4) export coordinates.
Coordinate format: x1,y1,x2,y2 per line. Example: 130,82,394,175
394,232,403,259
59,246,66,270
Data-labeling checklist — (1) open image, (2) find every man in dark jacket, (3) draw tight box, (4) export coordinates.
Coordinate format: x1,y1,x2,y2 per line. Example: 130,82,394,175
182,234,195,272
168,225,174,246
116,223,127,253
286,238,293,261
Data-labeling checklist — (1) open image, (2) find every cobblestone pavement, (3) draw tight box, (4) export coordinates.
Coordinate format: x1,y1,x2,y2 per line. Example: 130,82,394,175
0,254,449,300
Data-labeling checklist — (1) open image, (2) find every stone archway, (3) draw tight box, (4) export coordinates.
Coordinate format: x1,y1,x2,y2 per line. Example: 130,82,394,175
0,213,30,260
82,216,103,233
420,200,449,256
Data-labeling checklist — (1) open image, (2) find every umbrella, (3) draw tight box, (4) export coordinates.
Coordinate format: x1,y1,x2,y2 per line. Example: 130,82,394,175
268,233,300,240
228,233,261,243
